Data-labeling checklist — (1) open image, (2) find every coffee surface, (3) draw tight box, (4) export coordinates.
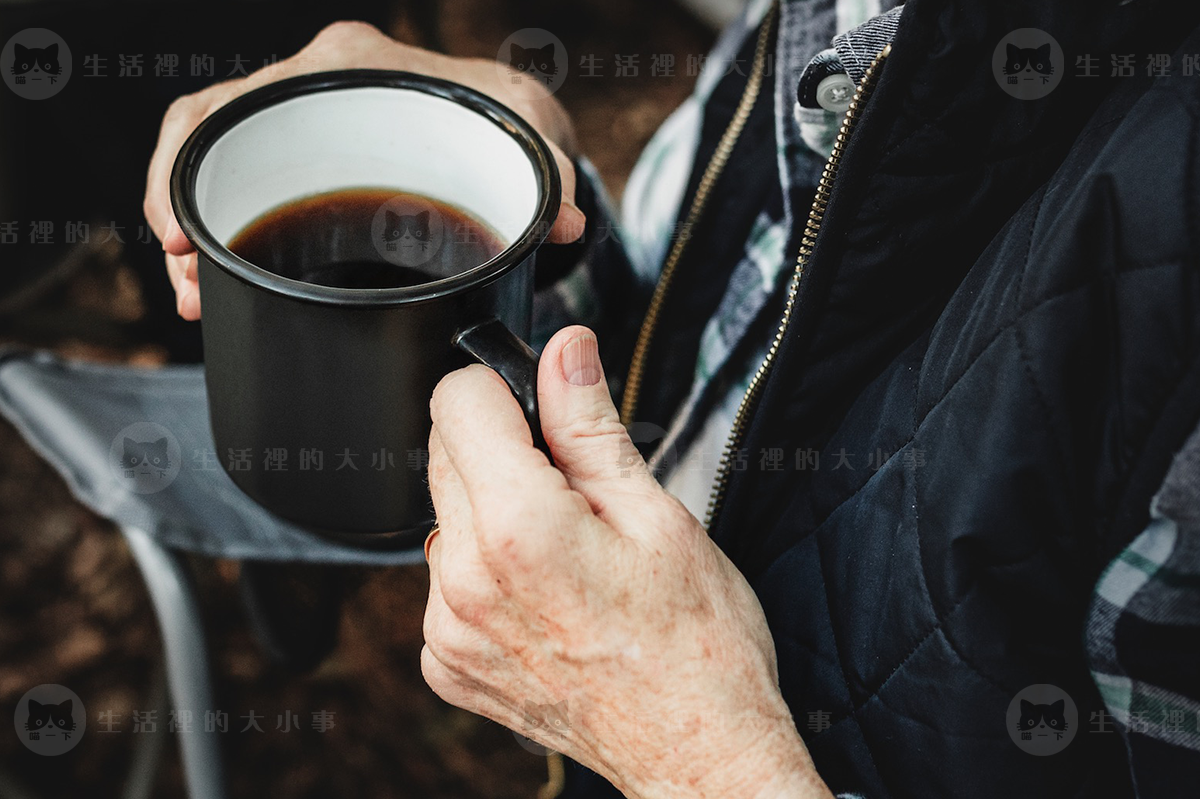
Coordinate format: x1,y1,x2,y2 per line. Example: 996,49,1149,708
228,188,507,289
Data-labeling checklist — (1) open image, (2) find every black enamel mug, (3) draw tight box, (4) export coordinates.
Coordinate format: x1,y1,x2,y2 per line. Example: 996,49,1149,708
170,70,559,547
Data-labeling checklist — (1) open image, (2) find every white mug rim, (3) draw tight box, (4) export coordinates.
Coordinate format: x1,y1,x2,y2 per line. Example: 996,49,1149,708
169,69,561,308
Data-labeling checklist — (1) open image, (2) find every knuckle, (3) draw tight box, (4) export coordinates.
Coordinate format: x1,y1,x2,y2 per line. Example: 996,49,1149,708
421,604,441,649
422,611,486,684
420,645,462,702
555,421,630,477
473,501,529,561
422,603,448,653
309,20,383,50
561,413,628,446
422,604,463,665
163,94,200,124
141,194,158,225
473,492,572,567
439,578,489,625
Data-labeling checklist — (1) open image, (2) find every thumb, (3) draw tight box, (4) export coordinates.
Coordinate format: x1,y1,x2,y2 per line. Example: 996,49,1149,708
538,326,663,524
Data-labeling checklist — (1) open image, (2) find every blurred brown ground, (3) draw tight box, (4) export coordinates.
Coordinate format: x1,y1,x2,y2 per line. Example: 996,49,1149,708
0,0,713,796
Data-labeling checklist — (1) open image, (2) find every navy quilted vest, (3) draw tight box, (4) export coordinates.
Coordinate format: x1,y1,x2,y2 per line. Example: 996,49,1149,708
710,1,1200,796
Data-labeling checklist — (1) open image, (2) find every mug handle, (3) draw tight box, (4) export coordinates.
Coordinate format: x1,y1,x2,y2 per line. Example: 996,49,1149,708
452,319,550,458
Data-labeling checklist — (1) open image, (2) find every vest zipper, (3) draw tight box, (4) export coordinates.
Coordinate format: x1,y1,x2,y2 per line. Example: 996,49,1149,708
619,2,779,426
704,43,892,530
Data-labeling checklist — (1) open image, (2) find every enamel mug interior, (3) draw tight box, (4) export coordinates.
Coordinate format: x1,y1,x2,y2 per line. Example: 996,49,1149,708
186,77,548,298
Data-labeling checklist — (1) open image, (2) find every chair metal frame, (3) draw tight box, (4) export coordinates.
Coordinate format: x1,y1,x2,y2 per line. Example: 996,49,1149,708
121,525,227,799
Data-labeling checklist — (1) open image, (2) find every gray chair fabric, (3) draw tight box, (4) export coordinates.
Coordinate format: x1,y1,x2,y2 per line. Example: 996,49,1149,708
0,347,423,565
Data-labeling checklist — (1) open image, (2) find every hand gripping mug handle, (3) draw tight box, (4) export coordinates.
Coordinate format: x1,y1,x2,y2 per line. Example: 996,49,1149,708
453,319,551,459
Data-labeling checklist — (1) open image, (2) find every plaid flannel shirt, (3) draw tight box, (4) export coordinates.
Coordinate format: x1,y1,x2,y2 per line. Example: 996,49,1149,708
1087,420,1200,796
534,0,1200,794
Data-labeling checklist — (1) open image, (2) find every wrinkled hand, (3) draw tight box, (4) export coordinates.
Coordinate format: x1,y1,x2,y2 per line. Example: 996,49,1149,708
423,327,832,799
142,20,585,320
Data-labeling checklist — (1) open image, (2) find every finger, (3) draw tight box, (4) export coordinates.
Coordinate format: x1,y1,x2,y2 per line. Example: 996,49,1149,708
429,364,559,497
144,92,215,243
144,77,262,248
164,252,184,294
546,146,585,245
421,549,512,709
428,426,507,616
425,531,482,641
420,643,522,726
423,559,505,666
428,425,471,537
549,201,586,245
163,216,194,256
178,284,200,321
536,327,666,534
166,253,201,320
164,251,197,287
145,70,282,246
144,27,407,275
429,364,615,571
421,634,573,759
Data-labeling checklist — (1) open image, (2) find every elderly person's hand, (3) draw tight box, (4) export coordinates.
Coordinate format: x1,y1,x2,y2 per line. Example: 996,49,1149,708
424,326,833,799
142,20,585,321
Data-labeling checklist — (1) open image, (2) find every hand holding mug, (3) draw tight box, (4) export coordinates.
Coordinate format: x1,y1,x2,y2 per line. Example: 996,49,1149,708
423,327,834,799
144,20,586,320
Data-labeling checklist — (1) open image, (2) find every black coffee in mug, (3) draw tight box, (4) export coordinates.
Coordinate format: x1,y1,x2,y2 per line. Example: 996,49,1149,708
227,188,508,289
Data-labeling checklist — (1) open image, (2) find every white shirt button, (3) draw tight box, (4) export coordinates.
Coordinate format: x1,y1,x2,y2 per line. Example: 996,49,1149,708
816,73,856,113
